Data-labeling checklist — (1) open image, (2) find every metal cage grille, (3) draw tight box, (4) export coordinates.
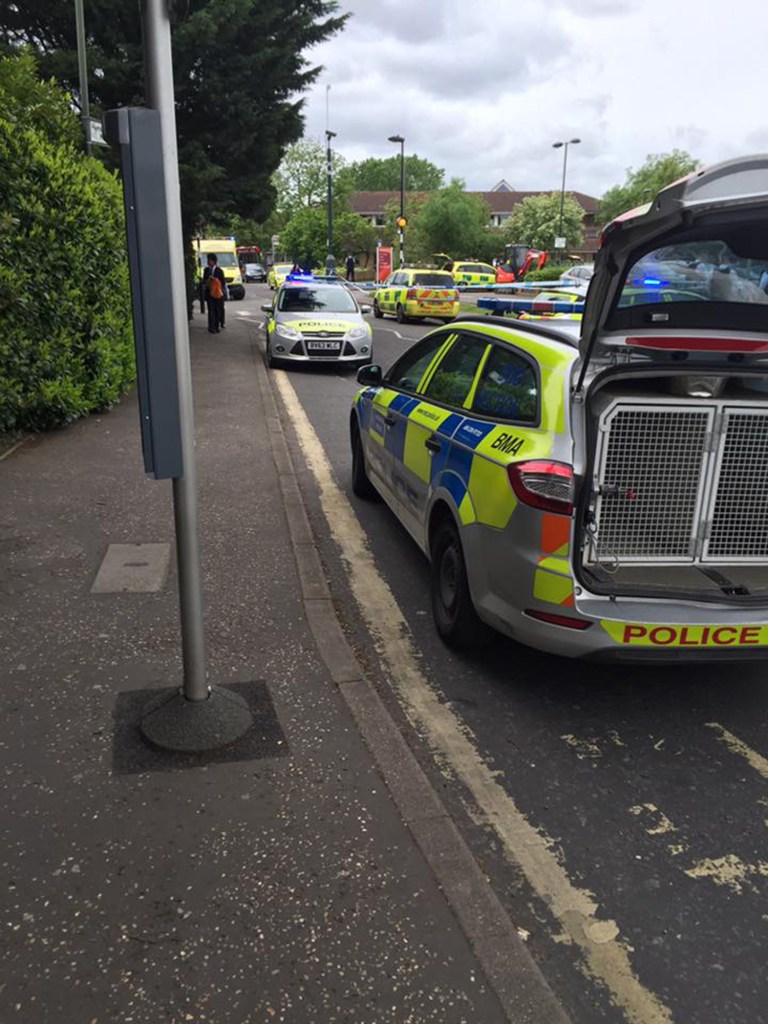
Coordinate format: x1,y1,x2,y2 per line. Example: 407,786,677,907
592,406,711,562
706,411,768,559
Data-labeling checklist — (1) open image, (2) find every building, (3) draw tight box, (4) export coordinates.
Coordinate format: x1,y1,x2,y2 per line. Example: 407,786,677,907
348,183,601,254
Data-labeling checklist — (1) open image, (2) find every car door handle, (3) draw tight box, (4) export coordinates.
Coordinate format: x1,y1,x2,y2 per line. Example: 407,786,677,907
384,414,396,427
425,436,442,454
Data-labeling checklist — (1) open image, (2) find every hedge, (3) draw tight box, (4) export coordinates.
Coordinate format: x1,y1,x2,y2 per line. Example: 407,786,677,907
0,106,134,432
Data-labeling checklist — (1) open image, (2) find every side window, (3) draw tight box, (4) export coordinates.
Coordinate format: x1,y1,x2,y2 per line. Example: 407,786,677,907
472,345,538,423
422,335,489,409
385,335,449,393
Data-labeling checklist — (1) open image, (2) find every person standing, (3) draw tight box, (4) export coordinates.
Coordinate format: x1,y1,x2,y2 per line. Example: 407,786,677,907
345,253,356,282
202,253,226,334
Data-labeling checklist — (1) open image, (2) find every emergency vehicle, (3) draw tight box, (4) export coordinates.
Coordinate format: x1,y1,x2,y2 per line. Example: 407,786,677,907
440,259,496,288
373,268,459,323
350,155,768,659
262,274,373,369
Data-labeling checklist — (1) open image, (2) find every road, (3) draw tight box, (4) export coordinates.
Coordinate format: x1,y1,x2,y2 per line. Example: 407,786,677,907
237,283,768,1024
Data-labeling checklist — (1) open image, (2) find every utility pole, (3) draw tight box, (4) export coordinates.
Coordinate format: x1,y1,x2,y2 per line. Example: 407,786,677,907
326,129,337,264
73,0,92,155
388,134,406,266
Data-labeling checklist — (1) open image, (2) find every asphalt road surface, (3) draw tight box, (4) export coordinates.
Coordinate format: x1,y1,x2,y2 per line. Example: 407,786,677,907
238,283,768,1024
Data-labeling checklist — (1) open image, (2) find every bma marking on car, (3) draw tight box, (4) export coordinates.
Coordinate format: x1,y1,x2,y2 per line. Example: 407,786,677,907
491,433,525,455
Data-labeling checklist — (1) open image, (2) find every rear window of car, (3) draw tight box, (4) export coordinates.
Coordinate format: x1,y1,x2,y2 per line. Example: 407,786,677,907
411,273,455,287
611,229,768,332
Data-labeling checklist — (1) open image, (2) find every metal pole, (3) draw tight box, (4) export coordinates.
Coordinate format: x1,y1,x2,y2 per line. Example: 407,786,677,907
399,140,405,266
142,0,208,701
74,0,92,156
326,130,335,260
558,142,568,240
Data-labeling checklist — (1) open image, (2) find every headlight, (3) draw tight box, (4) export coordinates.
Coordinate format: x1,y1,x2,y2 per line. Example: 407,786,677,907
276,323,302,341
344,324,369,342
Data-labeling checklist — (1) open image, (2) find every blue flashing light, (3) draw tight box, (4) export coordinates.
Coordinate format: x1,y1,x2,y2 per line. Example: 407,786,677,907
285,273,315,283
643,277,662,287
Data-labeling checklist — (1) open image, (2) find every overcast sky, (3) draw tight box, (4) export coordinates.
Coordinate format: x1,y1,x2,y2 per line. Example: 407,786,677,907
300,0,765,199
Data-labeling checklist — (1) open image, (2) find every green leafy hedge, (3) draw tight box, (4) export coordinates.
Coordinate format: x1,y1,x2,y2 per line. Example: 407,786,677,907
0,56,134,432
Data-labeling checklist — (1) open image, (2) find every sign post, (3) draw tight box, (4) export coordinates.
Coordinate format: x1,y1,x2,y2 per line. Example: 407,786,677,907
377,245,393,283
132,0,252,751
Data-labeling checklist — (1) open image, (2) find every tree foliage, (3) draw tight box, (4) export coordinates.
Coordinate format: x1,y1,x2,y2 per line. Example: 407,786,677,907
0,0,348,240
502,192,584,252
280,206,376,268
273,138,349,216
336,154,444,193
0,55,133,432
408,182,492,262
598,150,701,224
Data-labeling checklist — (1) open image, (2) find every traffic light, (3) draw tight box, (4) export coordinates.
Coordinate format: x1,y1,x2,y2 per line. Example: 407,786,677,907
396,216,408,229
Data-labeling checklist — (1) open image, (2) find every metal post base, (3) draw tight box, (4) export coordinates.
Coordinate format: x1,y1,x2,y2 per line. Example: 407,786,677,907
140,686,253,753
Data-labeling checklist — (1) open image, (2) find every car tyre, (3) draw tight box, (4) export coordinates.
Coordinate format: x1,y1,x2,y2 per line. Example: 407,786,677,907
266,343,281,370
351,421,377,500
373,300,384,319
396,303,407,324
431,519,492,650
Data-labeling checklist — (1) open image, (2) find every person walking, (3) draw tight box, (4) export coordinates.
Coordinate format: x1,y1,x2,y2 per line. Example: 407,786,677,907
202,253,226,334
345,253,356,282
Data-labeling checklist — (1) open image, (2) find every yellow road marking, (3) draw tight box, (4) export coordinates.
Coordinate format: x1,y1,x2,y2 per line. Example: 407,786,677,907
274,371,674,1024
706,722,768,781
685,854,768,894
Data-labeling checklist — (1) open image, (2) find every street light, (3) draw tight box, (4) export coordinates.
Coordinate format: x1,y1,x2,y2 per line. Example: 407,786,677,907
388,134,406,266
552,138,581,248
74,0,92,155
325,129,337,270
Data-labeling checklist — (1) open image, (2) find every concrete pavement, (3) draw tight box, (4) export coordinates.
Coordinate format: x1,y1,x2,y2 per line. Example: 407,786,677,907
0,306,567,1023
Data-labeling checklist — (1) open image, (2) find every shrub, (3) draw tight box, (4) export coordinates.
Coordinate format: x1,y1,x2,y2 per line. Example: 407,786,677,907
0,57,134,432
524,265,571,282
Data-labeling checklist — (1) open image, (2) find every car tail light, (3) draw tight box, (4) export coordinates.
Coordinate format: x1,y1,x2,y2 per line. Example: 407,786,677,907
407,288,418,300
507,460,574,515
525,609,592,630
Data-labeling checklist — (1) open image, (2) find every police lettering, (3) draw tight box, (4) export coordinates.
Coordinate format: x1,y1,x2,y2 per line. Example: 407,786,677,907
491,432,525,456
621,624,764,646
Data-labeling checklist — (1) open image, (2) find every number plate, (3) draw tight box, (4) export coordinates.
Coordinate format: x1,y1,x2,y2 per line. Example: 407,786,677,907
307,341,340,350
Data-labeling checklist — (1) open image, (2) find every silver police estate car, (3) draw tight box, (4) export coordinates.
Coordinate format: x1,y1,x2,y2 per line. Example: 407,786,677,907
351,155,768,659
262,275,373,369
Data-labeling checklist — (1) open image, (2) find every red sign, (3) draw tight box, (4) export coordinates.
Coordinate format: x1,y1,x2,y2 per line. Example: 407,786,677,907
377,246,393,283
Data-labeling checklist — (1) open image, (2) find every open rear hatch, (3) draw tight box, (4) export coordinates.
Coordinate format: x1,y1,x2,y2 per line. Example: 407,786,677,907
574,155,768,603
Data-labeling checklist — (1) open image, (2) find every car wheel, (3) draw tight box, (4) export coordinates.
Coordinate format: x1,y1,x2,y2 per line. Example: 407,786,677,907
441,317,454,325
351,421,377,499
431,519,492,650
396,303,407,324
373,300,383,319
266,343,280,369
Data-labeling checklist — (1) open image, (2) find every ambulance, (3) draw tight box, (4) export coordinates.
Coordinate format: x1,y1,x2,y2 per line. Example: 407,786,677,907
193,237,245,299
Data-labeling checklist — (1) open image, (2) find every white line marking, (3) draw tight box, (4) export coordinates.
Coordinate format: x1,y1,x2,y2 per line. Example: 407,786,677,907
273,370,674,1024
706,722,768,781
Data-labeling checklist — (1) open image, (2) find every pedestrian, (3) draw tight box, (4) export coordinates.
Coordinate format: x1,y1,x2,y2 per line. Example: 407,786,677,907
202,253,226,334
345,253,356,282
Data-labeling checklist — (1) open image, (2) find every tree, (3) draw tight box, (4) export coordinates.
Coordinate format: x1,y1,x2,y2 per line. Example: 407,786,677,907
409,181,491,261
0,1,348,243
273,138,348,216
336,154,444,193
599,150,701,224
503,192,584,252
280,206,376,269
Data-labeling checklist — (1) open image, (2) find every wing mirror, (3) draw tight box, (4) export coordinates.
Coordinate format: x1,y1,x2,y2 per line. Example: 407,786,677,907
360,304,372,315
260,303,273,314
357,364,382,386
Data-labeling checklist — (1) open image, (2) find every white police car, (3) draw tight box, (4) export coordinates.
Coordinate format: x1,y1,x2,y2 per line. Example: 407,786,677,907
262,275,373,369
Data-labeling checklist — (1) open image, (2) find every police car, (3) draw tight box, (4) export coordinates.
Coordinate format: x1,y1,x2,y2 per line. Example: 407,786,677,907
262,274,373,369
350,155,768,659
373,268,459,323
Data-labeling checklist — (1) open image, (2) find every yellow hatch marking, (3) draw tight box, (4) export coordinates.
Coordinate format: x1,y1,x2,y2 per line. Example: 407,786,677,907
274,370,674,1024
706,722,768,781
629,804,677,836
684,854,768,894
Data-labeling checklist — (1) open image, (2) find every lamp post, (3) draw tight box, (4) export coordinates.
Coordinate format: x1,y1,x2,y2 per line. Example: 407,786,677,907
74,0,92,155
388,134,405,266
325,129,337,269
552,137,581,247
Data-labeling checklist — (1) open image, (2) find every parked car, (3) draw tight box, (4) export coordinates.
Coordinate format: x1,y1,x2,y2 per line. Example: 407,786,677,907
349,155,768,659
244,262,266,283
